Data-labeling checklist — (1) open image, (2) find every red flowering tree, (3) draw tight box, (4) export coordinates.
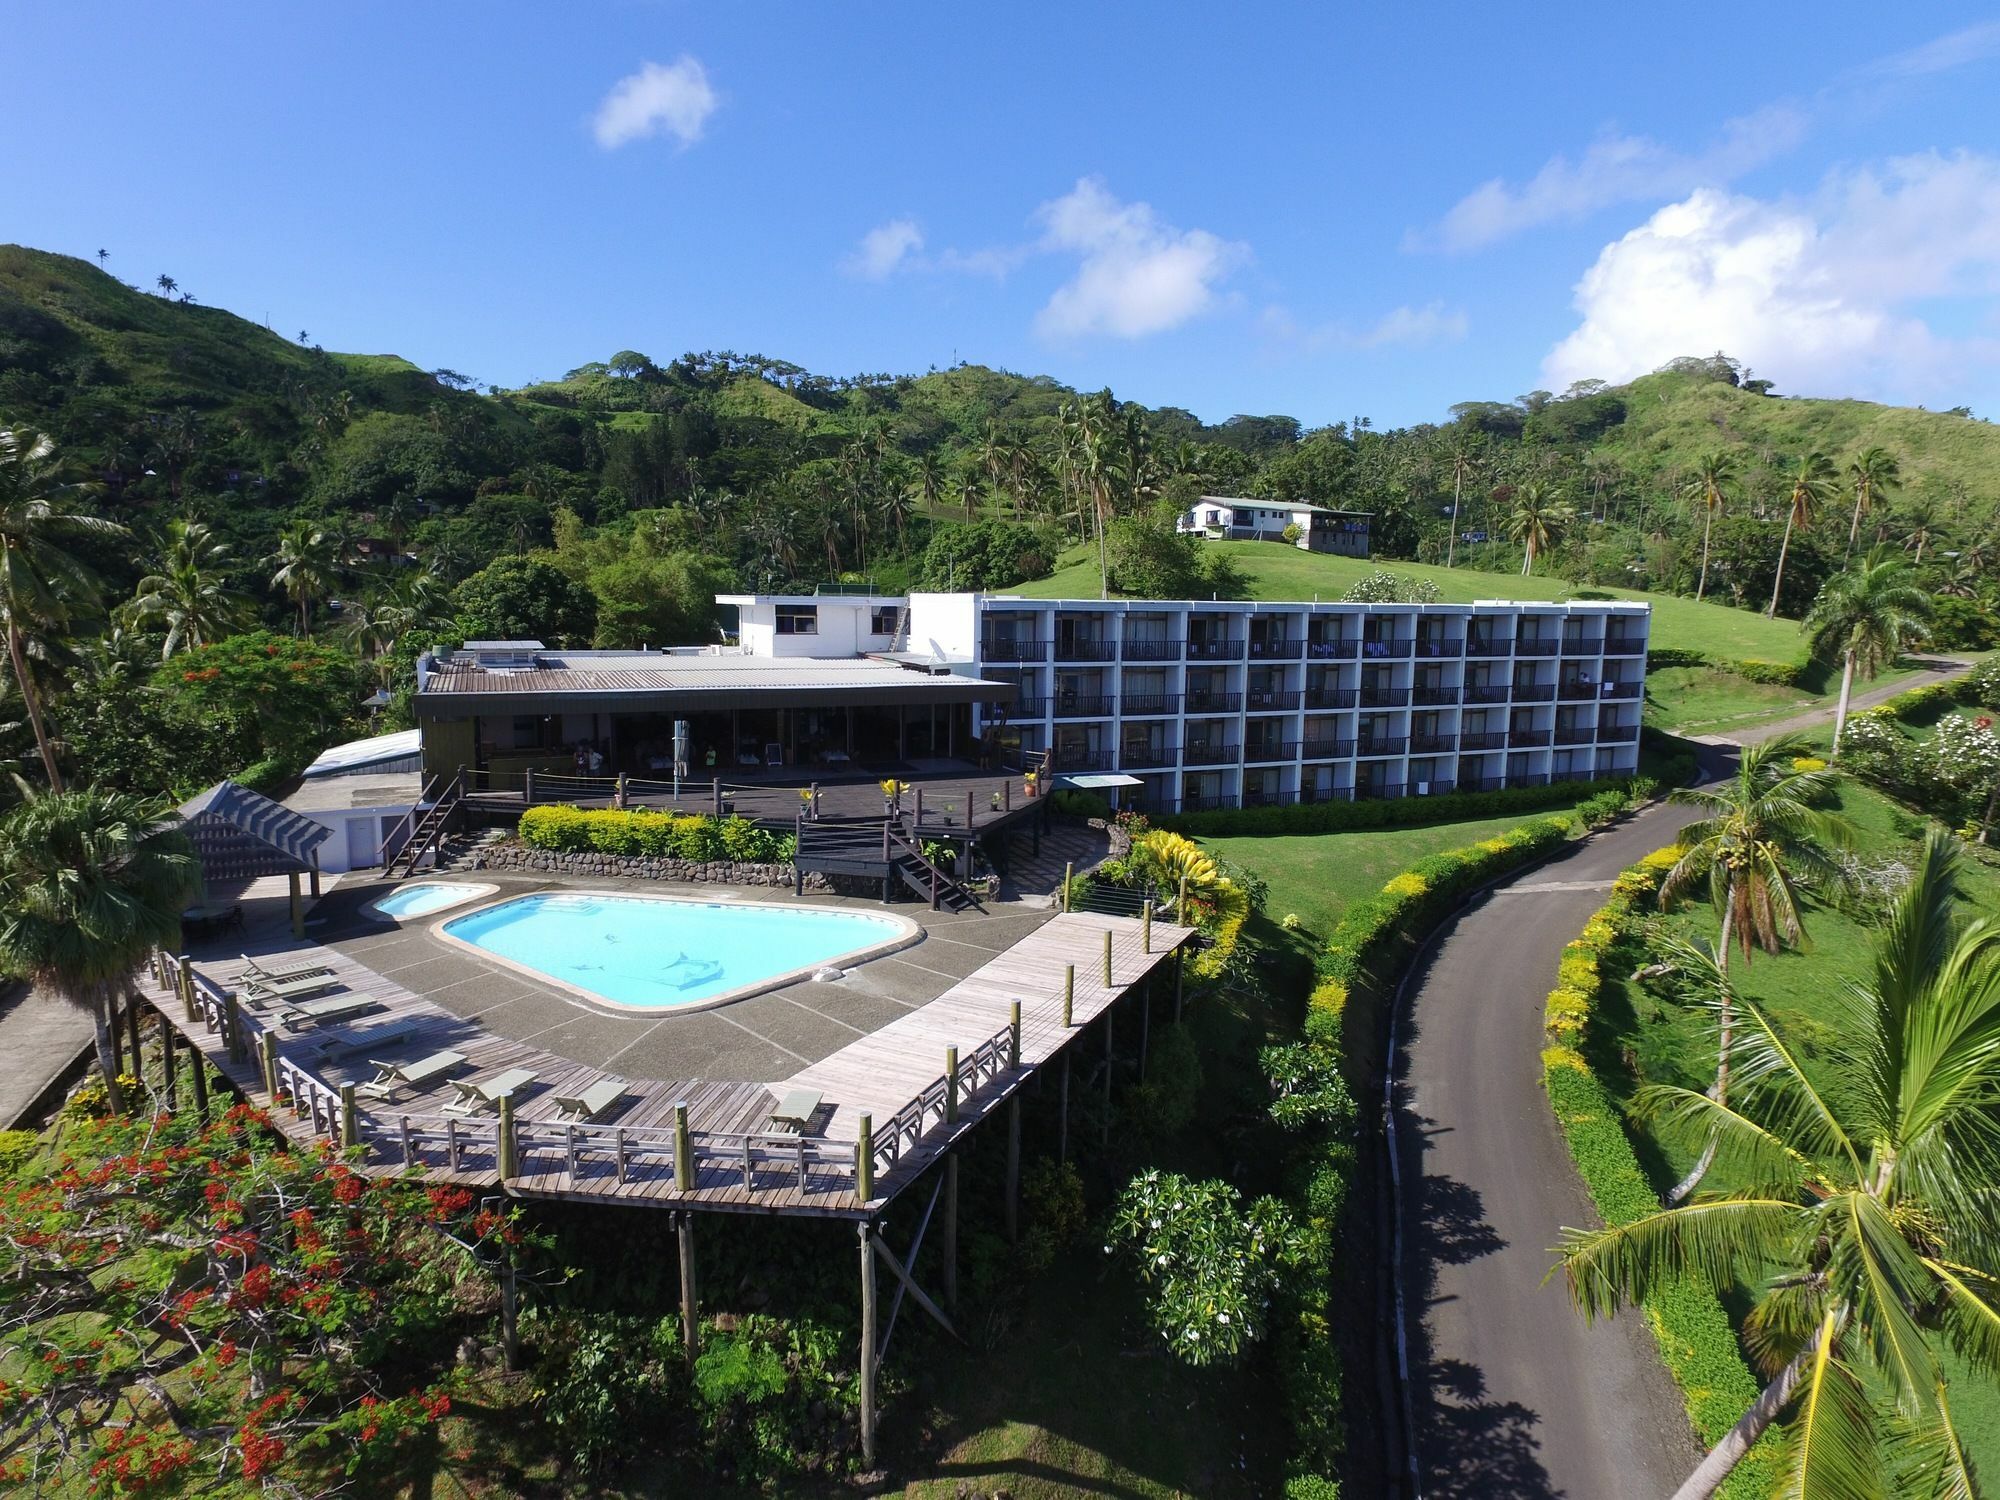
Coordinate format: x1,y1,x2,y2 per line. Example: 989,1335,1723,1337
0,1101,515,1494
150,631,366,769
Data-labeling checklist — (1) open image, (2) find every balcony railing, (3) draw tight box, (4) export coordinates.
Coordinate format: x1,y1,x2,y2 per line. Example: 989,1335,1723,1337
1182,743,1239,766
1008,697,1047,719
1119,744,1178,769
1596,723,1639,743
1602,680,1642,699
1119,693,1180,717
1361,638,1414,659
1355,781,1407,801
1305,687,1358,709
1558,681,1598,701
1248,637,1303,659
1413,684,1457,706
1514,638,1559,658
1506,773,1551,789
1554,725,1596,746
1184,693,1242,714
1242,787,1296,807
1359,686,1411,708
1054,695,1116,718
1301,784,1356,804
1122,637,1182,661
1244,740,1299,763
1358,736,1409,757
1415,639,1464,659
1187,638,1245,661
1462,684,1511,704
982,638,1048,663
1561,636,1604,656
1511,682,1556,702
1246,690,1302,712
1457,775,1506,793
1306,639,1358,660
1509,729,1552,748
1603,634,1646,656
1465,637,1511,657
1407,777,1455,796
1302,738,1356,760
1050,749,1113,772
1054,638,1117,662
1410,733,1456,754
1457,731,1508,751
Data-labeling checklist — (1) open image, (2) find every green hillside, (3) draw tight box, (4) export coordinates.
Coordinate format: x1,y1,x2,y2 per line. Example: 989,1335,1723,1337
1015,540,1811,664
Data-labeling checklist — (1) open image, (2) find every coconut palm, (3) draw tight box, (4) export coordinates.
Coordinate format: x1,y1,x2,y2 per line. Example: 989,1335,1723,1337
0,430,128,791
1805,548,1933,753
1559,833,2000,1500
0,791,197,1115
1768,452,1837,618
910,451,946,517
1507,480,1573,576
1445,439,1482,569
1680,451,1735,602
1899,496,1943,567
127,517,251,657
1845,446,1901,559
268,519,344,638
1076,393,1125,600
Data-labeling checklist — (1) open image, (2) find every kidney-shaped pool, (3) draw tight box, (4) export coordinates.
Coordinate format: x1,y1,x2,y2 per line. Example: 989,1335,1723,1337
438,892,920,1011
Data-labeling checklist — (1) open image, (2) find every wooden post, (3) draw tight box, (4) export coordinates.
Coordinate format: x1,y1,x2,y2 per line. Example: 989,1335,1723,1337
678,1212,700,1373
1143,903,1152,953
190,1048,210,1119
523,767,536,805
1004,1095,1021,1244
1058,1053,1070,1164
943,1152,960,1314
712,776,722,816
1174,946,1186,1022
1102,1005,1114,1145
125,999,144,1084
1062,860,1074,912
1004,780,1012,813
616,772,629,809
1177,873,1188,923
1102,928,1113,988
944,1045,959,1125
259,1030,279,1103
1062,964,1074,1027
855,1113,875,1204
858,1222,879,1468
673,1103,693,1192
160,1022,177,1106
224,994,244,1063
339,1083,358,1151
1139,974,1152,1080
176,957,197,1021
288,871,304,938
498,1095,517,1180
499,1244,522,1372
309,866,321,900
1009,1000,1021,1068
914,787,924,828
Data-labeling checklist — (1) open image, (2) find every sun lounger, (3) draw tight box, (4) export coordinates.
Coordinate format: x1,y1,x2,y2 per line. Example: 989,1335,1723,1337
551,1079,625,1122
303,1019,418,1062
240,953,335,986
768,1089,822,1134
243,970,343,1006
443,1068,538,1116
359,1049,466,1100
278,993,384,1029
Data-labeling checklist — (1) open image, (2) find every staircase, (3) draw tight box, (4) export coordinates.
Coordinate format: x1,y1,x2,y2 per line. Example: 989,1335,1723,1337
791,814,986,913
383,772,467,879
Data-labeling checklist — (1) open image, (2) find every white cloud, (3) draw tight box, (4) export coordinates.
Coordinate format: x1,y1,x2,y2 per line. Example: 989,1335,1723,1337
1852,20,2000,80
1542,152,2000,399
1031,178,1249,340
844,218,924,280
1422,105,1807,252
1259,300,1468,354
592,57,718,150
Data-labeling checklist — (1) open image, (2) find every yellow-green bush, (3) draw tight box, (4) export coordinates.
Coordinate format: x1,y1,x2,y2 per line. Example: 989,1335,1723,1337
1790,755,1828,774
518,804,791,864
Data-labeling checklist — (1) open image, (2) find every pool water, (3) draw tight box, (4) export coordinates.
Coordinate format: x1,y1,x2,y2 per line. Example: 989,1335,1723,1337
371,881,493,919
440,892,914,1009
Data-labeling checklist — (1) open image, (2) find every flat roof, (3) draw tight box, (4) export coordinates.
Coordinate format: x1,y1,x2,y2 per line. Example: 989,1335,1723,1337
975,596,1649,614
303,728,421,777
1197,495,1372,518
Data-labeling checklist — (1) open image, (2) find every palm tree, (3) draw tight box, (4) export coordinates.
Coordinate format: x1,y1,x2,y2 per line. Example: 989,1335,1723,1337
268,519,343,638
1507,480,1573,575
155,274,177,296
1768,452,1836,618
1076,393,1125,600
127,517,251,657
0,791,197,1116
95,249,108,267
1680,451,1735,602
910,451,945,517
1899,496,1943,566
0,430,128,791
1558,833,2000,1500
1445,439,1481,569
1804,548,1933,752
1845,446,1901,559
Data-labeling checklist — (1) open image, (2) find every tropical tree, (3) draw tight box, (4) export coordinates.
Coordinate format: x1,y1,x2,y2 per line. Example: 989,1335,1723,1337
269,519,344,638
0,791,196,1115
1680,451,1735,602
1559,833,2000,1500
1507,480,1574,576
1899,495,1943,566
1805,548,1933,752
1845,446,1901,559
0,429,127,791
127,517,251,657
1445,438,1481,569
910,450,946,516
1769,452,1836,618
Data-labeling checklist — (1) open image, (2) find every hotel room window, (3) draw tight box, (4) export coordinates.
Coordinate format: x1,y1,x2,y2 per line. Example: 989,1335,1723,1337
776,605,819,636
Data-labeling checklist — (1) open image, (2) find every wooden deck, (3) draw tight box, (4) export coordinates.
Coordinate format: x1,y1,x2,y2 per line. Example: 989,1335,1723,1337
140,909,1193,1220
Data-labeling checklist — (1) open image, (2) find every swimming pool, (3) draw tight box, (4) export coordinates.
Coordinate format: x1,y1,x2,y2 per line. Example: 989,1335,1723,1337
368,881,496,920
438,892,920,1010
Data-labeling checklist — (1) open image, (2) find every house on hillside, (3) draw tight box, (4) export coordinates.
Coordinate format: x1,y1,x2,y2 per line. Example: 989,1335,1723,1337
1175,496,1372,557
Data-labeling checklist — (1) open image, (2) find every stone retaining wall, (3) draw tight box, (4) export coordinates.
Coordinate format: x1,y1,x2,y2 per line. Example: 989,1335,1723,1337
472,841,830,890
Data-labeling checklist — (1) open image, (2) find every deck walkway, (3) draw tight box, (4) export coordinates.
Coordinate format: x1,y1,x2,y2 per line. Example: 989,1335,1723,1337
139,908,1192,1220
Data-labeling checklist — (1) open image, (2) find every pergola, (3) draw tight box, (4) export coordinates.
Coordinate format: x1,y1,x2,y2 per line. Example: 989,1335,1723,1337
177,781,332,937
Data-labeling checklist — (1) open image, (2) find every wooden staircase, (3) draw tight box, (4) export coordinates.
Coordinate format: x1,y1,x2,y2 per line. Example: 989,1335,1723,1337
382,771,466,879
791,814,986,913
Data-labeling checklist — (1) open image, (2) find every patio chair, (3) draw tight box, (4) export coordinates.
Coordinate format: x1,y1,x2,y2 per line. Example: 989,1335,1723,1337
359,1049,466,1101
303,1019,418,1062
767,1088,822,1135
242,970,343,1007
278,993,384,1030
239,953,336,986
443,1067,538,1116
551,1078,625,1122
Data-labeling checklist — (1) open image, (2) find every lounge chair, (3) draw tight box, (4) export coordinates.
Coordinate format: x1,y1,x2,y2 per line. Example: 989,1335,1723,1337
303,1019,418,1062
243,970,343,1006
278,993,384,1029
359,1049,466,1101
767,1088,822,1135
551,1078,625,1122
443,1068,538,1116
240,953,335,986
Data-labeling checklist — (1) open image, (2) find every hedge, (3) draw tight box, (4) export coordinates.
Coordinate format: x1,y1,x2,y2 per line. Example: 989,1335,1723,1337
1538,849,1778,1500
518,805,794,864
231,756,299,796
1163,776,1634,840
1644,647,1810,688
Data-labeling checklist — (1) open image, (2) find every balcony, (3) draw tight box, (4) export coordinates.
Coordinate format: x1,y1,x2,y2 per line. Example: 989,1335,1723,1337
1242,787,1296,808
1244,740,1299,763
1465,637,1511,657
1187,638,1245,661
1597,723,1639,744
1407,777,1456,796
1358,736,1408,757
1053,638,1117,662
1457,775,1506,793
1301,784,1356,804
1246,690,1302,712
1462,684,1511,704
1119,693,1180,717
1415,638,1464,659
1306,639,1358,660
1182,742,1239,767
1122,637,1182,662
1359,686,1411,708
1355,781,1407,801
1506,773,1551,789
1119,743,1178,770
1554,724,1596,746
1413,684,1458,706
1361,638,1414,659
1511,682,1556,702
1458,731,1508,751
1509,729,1552,748
1302,737,1356,760
1007,697,1048,719
982,638,1048,663
1305,687,1358,710
1603,633,1646,656
1248,637,1303,660
1561,636,1604,656
1514,638,1559,658
1050,749,1113,772
1054,695,1116,718
1184,692,1242,714
1181,794,1236,812
1602,680,1642,699
1558,680,1598,701
1410,733,1456,754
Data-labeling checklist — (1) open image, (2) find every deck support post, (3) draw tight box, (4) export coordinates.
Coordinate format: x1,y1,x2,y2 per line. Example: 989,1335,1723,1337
858,1221,879,1469
1177,874,1188,924
1139,973,1151,1081
673,1104,693,1193
224,993,244,1063
712,776,722,816
1062,861,1073,912
1009,1000,1021,1067
1004,1095,1021,1244
1102,928,1113,988
1174,946,1186,1023
1063,965,1074,1028
339,1083,358,1151
500,1237,521,1372
523,768,535,804
945,1045,959,1124
310,866,321,900
678,1211,700,1374
176,956,197,1021
498,1096,517,1180
259,1031,279,1104
1058,1052,1070,1164
160,1020,176,1106
125,998,144,1086
190,1047,210,1119
288,871,304,938
1102,1005,1114,1146
942,1152,959,1314
855,1113,875,1204
1143,903,1152,954
616,772,629,809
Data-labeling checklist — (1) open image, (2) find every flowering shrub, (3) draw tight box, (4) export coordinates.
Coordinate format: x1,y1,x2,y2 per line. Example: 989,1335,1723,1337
518,805,790,863
1790,755,1828,774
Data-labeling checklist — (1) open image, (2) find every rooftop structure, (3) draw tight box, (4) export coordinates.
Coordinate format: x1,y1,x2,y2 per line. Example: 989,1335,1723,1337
1176,495,1372,555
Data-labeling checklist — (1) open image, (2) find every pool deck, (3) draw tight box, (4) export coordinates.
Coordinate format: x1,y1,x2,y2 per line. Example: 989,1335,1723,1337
139,871,1195,1219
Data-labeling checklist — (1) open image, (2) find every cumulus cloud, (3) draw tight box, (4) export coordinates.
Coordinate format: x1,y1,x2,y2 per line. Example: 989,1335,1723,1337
1852,19,2000,80
1542,152,2000,400
1031,178,1249,340
1420,104,1808,252
844,218,924,280
1259,300,1468,354
592,57,718,150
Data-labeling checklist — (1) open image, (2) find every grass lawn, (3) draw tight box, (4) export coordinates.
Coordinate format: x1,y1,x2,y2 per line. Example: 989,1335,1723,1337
1013,541,1811,665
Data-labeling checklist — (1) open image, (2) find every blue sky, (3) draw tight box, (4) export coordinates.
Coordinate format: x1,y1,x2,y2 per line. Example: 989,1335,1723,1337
7,4,1999,428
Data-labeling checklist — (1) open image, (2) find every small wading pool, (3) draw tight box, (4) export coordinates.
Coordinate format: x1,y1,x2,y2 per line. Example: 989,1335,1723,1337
369,881,496,920
438,891,920,1011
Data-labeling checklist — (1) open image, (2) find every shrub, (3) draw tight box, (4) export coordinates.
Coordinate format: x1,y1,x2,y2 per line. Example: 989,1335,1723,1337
1965,655,2000,709
1126,1023,1203,1137
516,806,787,863
1048,786,1111,820
1161,776,1631,839
0,1129,38,1177
1018,1159,1086,1273
1790,755,1828,774
689,1314,856,1481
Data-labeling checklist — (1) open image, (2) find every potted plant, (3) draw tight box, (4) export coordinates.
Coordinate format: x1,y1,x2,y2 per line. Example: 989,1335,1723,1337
1023,770,1040,800
879,778,904,814
990,791,1003,813
799,787,815,821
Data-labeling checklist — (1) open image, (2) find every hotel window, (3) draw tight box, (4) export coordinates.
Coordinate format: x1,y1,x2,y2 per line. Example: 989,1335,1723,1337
869,606,900,636
776,605,819,636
